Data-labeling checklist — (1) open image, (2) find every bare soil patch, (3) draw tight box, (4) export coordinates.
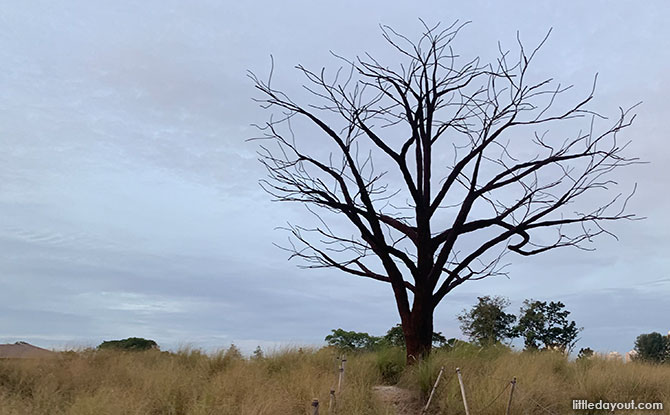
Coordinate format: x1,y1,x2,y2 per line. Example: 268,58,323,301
373,385,423,415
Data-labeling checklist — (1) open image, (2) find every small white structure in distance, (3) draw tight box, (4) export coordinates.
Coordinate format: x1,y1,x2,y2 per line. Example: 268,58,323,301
606,351,623,362
625,350,638,363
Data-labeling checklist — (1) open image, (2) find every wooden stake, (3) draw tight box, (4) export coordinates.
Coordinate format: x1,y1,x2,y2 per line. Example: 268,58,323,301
328,389,336,413
456,368,470,415
337,356,347,392
311,398,319,415
421,366,445,414
505,377,517,415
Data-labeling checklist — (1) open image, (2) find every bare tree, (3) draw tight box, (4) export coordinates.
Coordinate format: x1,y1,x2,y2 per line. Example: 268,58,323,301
249,21,639,362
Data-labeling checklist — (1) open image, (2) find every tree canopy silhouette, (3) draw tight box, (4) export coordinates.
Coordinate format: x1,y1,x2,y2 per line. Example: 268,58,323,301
250,21,639,362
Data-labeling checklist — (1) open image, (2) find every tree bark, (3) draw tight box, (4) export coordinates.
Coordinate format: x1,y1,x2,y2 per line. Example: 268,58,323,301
401,294,434,364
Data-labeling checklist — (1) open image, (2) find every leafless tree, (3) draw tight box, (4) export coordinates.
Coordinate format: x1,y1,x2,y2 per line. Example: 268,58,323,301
249,21,639,362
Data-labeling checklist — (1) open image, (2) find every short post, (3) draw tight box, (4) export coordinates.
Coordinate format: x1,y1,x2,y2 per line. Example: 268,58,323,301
456,368,470,415
337,356,347,392
311,398,319,415
505,377,517,415
328,389,336,413
421,366,445,414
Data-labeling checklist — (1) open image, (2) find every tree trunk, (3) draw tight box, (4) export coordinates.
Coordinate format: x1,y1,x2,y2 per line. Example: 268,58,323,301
401,299,434,364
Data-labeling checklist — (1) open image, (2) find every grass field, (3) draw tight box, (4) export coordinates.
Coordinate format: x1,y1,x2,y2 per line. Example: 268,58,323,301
0,345,668,414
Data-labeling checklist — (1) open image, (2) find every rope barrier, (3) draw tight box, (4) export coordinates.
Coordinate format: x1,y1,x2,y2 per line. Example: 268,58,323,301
437,369,520,415
319,358,564,415
487,375,519,383
476,381,510,413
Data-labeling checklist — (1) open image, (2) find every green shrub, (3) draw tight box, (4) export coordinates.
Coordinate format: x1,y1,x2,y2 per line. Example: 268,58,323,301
97,337,158,351
578,347,595,360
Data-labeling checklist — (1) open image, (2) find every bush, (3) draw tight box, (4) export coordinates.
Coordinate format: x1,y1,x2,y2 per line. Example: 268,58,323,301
97,337,158,351
250,346,262,359
578,347,595,360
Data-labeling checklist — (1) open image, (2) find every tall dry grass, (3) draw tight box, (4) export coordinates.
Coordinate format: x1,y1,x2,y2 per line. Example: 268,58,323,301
399,346,670,414
1,345,669,414
0,346,390,415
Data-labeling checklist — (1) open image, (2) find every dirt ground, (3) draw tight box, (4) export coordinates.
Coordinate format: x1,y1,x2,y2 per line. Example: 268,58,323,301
373,385,424,415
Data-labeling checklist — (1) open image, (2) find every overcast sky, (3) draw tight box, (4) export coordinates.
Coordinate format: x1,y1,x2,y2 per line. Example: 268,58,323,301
1,1,668,355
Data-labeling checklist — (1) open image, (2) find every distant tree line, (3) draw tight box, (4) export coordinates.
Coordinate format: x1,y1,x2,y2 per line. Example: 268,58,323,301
327,296,582,354
328,296,670,363
457,297,670,362
457,296,581,353
325,325,451,352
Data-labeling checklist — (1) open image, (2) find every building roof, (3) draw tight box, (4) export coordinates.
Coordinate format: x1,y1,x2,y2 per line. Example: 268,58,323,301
0,341,55,359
